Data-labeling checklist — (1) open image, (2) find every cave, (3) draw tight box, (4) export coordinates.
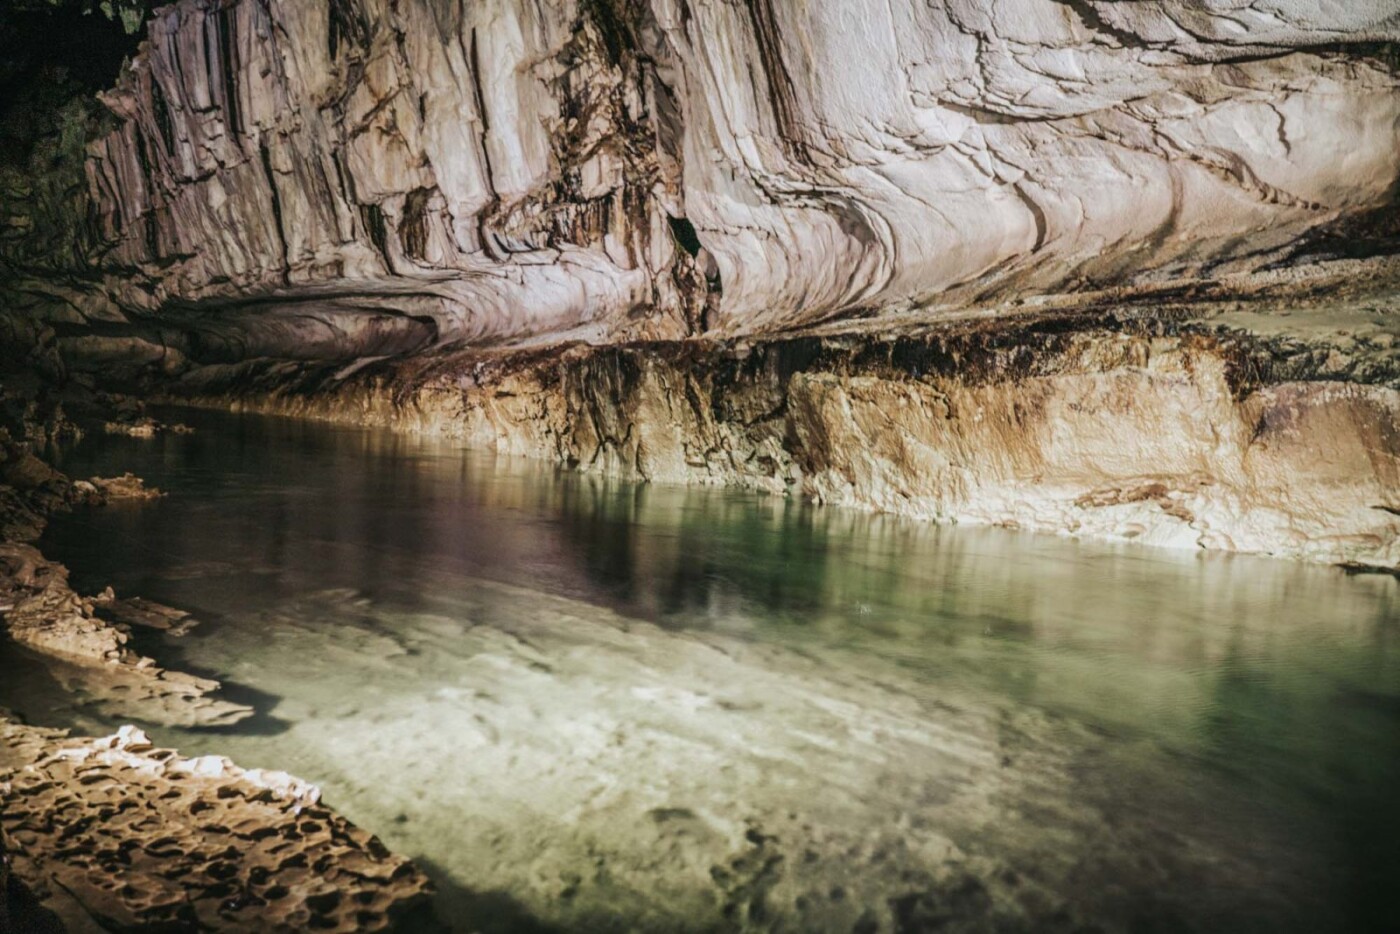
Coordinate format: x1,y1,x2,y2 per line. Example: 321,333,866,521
1,1,1398,932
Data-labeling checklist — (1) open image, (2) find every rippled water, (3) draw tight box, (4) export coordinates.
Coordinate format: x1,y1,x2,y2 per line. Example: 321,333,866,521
7,408,1399,932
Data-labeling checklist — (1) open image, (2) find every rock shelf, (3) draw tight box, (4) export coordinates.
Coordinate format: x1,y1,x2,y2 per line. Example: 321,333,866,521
0,382,436,932
0,719,434,932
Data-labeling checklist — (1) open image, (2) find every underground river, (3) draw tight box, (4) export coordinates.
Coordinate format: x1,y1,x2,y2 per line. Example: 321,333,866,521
2,408,1397,933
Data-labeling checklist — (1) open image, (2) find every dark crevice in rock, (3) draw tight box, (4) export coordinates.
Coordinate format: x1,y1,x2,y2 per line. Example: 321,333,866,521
214,5,242,138
745,0,809,162
400,186,434,263
1050,0,1160,50
148,71,176,162
360,201,393,272
582,0,635,67
668,214,702,258
328,0,370,62
258,140,292,285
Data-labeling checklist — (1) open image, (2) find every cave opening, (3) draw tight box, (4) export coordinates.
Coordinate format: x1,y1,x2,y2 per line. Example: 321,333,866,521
0,3,144,166
667,212,703,259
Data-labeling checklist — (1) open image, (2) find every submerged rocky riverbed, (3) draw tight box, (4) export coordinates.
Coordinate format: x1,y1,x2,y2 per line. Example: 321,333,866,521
2,407,1393,933
0,390,436,931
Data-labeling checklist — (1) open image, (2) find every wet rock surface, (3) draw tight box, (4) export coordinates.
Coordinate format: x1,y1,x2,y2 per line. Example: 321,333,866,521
1,4,1389,928
175,284,1400,568
0,388,248,727
5,377,1396,933
102,417,194,438
0,376,435,932
0,719,434,932
0,542,252,729
74,471,164,502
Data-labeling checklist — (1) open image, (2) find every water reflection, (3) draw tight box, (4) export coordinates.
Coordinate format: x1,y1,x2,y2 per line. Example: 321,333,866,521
7,408,1396,932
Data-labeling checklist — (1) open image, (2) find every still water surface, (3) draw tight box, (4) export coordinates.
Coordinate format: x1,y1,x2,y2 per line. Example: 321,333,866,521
10,409,1400,932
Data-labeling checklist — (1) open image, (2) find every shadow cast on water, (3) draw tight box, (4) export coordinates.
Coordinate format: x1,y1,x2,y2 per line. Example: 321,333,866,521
414,857,569,934
122,621,294,737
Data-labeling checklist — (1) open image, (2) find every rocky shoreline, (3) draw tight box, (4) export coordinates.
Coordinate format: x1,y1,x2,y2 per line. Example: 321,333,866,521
0,383,435,931
0,720,433,932
165,282,1400,571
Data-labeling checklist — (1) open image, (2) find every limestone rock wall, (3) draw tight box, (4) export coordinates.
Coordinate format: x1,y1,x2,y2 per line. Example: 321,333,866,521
3,1,1398,367
170,295,1400,569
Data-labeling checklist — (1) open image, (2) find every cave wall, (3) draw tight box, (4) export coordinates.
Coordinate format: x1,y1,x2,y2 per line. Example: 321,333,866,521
1,0,1398,372
170,300,1400,568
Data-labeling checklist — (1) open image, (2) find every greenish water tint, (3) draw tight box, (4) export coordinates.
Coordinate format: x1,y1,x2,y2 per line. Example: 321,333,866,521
6,408,1398,933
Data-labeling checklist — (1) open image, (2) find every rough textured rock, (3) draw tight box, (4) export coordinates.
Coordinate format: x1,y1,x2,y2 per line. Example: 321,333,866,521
102,416,194,437
1,0,1397,372
0,381,250,727
75,470,164,501
0,718,435,932
93,591,198,635
0,430,72,543
0,2,1395,564
0,374,434,934
176,285,1400,569
0,542,253,727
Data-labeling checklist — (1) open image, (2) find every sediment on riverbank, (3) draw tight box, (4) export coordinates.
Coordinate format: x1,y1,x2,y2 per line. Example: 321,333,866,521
0,717,435,932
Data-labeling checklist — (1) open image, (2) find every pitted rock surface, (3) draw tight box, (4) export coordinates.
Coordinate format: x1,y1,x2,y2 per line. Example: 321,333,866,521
0,720,434,932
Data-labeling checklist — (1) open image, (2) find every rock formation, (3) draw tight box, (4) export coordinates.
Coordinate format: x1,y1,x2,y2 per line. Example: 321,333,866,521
176,279,1400,568
0,542,258,727
0,381,439,930
0,0,1396,371
1,379,255,730
0,7,1395,925
0,0,1396,564
0,719,434,931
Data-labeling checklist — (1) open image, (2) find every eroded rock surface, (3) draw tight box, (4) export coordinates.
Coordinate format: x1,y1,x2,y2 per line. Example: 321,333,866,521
0,0,1395,563
0,543,251,728
102,417,194,438
75,471,164,502
0,380,248,726
0,0,1396,372
0,719,434,932
0,380,440,932
178,288,1400,569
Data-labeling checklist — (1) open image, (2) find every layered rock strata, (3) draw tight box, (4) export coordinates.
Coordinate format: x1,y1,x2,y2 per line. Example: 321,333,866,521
0,0,1397,370
0,0,1395,566
174,285,1400,569
0,719,434,932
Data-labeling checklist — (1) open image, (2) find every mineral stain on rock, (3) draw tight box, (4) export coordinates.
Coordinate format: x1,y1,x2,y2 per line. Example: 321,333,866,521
172,294,1400,569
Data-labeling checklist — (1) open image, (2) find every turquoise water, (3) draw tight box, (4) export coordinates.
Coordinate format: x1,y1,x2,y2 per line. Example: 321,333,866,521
5,408,1397,932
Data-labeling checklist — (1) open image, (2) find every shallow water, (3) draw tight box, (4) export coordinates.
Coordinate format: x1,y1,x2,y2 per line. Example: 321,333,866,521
6,408,1399,932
